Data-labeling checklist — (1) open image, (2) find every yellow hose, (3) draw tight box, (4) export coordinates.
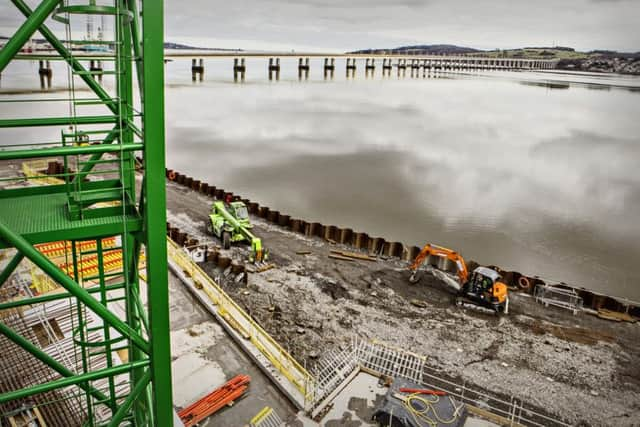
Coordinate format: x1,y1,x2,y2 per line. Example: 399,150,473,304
400,393,465,427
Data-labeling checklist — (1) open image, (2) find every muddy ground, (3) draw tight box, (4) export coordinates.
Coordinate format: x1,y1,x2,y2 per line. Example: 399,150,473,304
166,181,640,427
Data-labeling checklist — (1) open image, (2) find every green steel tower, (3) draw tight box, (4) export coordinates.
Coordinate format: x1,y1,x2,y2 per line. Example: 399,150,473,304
0,0,173,425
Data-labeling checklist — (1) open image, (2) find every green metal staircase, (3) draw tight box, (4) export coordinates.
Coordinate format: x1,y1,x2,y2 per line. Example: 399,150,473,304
0,1,173,426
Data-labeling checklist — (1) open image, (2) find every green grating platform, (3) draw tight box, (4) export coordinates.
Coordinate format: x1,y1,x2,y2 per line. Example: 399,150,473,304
0,184,141,248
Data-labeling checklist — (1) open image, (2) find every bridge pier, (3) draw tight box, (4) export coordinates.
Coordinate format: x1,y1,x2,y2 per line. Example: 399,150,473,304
268,58,281,80
323,58,335,79
365,58,375,78
38,60,52,89
89,60,103,82
191,58,204,81
298,57,310,80
397,59,406,77
233,58,246,82
346,58,356,78
382,58,392,77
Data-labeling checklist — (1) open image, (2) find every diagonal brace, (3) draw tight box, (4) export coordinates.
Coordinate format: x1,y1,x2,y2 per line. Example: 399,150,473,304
0,0,61,73
0,221,150,354
11,0,119,115
106,369,151,427
0,251,24,287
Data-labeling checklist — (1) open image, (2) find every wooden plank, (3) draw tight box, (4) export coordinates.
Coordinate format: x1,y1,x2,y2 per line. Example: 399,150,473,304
328,254,355,262
329,250,377,262
597,309,637,323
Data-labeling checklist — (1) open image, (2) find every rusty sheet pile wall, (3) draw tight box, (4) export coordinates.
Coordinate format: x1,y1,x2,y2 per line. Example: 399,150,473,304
163,168,640,319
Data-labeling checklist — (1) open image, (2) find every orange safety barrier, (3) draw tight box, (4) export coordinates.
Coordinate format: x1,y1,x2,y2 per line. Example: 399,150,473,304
178,375,250,427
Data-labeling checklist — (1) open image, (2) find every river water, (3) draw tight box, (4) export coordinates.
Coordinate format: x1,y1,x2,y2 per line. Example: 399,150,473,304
2,58,639,300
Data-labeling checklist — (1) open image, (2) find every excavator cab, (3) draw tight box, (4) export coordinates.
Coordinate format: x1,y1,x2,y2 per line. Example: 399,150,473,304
408,243,509,314
458,267,509,314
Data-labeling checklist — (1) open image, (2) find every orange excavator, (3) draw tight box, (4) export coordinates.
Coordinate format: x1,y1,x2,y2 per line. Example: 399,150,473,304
409,244,509,314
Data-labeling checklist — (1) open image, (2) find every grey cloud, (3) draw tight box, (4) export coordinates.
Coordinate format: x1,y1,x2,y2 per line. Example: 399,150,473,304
1,1,638,53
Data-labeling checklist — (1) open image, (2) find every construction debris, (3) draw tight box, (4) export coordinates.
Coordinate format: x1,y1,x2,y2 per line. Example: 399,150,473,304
257,263,276,273
410,299,428,308
178,374,250,427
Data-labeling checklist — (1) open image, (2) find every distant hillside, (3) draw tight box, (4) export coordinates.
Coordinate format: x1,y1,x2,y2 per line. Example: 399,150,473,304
351,44,638,59
352,44,481,55
350,44,640,74
163,42,241,52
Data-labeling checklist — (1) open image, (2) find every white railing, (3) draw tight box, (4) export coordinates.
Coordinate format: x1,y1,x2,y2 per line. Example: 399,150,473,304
534,284,583,315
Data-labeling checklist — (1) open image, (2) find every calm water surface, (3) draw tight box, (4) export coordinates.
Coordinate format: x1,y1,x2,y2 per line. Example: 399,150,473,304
2,58,640,299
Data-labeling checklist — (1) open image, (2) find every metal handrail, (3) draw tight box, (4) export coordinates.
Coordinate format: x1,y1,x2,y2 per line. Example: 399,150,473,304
166,237,316,404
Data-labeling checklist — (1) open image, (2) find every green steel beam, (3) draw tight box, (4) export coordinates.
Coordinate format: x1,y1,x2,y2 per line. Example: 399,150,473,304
0,320,114,407
0,115,117,129
142,0,174,422
0,221,150,354
0,251,24,286
106,369,151,427
0,358,147,404
127,0,144,101
0,0,61,73
0,142,142,161
0,283,126,310
14,54,116,61
116,0,137,205
11,0,119,115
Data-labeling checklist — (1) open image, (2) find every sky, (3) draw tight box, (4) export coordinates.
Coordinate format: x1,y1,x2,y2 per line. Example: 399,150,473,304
1,0,639,52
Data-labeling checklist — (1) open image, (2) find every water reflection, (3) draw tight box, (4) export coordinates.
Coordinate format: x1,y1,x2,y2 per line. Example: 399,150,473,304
2,59,640,299
162,63,640,299
520,81,570,89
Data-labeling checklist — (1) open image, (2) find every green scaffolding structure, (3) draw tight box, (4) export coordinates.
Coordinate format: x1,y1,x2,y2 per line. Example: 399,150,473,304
0,1,173,425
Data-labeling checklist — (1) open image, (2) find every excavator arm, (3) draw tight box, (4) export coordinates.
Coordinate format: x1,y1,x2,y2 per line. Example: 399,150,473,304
409,243,468,283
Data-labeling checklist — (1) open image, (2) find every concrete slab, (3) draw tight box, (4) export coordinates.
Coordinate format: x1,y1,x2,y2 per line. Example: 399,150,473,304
320,372,383,426
463,419,500,427
169,273,297,427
